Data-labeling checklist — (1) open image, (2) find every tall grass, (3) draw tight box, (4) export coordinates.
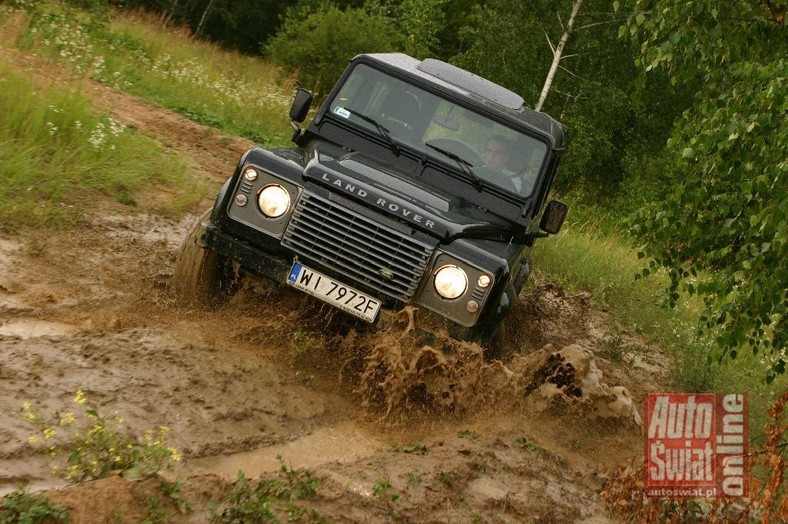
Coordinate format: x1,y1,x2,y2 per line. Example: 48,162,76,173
0,62,204,229
7,5,293,145
532,209,674,342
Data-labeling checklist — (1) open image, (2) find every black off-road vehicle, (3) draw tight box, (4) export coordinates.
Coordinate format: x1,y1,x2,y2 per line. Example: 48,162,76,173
174,53,567,348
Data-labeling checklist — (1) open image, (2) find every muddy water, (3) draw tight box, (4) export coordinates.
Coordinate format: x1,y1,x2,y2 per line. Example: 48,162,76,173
0,319,77,339
183,421,386,478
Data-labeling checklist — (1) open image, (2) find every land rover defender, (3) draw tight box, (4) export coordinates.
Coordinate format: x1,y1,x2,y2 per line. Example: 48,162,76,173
174,53,568,348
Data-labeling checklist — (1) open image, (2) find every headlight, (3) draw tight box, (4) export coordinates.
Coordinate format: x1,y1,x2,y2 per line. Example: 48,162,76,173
433,265,468,299
257,184,290,218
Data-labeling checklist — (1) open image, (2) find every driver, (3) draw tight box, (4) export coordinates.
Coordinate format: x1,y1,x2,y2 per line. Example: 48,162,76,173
482,135,538,193
482,135,525,190
482,135,513,174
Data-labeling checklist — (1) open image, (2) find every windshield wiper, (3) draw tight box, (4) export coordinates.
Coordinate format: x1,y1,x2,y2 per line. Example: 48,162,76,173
425,142,484,191
343,108,400,156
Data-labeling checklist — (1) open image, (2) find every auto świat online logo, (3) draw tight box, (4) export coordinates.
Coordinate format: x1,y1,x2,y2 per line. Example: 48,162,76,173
645,393,749,498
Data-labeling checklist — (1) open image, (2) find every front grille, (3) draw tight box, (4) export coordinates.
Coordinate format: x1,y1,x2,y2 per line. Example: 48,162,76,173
282,192,436,301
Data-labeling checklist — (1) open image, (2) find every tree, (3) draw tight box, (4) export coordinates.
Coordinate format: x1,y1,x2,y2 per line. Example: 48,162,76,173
367,0,449,59
194,0,216,36
535,0,583,111
265,2,401,94
620,0,787,380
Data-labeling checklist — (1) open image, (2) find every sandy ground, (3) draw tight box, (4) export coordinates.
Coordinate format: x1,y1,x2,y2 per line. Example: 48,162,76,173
0,50,669,523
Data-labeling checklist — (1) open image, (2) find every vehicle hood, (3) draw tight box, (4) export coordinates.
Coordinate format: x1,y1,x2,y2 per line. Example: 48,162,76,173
302,141,516,241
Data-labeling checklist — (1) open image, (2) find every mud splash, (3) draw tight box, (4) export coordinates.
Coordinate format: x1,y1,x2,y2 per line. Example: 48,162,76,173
344,307,642,428
353,308,506,420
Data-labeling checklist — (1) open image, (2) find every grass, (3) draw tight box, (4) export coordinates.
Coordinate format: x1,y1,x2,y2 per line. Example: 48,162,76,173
0,59,205,230
213,458,323,522
5,4,294,146
532,207,673,341
0,491,69,524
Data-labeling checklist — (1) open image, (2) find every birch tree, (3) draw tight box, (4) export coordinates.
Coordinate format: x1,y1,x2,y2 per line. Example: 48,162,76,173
535,0,583,111
194,0,217,37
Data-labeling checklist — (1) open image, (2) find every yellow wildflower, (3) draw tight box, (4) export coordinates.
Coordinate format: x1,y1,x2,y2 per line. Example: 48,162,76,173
43,428,56,440
60,412,76,426
28,435,39,444
169,447,182,462
74,390,87,405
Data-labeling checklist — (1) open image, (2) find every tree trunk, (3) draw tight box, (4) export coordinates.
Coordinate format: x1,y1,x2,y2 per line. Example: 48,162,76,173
195,0,217,37
160,0,179,27
535,0,583,112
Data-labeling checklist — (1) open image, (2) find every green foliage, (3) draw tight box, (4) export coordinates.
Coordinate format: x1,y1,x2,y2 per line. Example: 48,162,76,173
367,0,447,59
371,477,400,512
20,391,182,483
533,204,787,439
621,0,787,379
436,471,454,487
532,207,669,316
453,0,689,202
0,491,70,524
265,2,401,94
214,456,321,523
513,437,544,456
159,478,193,515
142,495,168,524
405,469,422,488
400,443,427,454
65,0,110,15
452,0,549,105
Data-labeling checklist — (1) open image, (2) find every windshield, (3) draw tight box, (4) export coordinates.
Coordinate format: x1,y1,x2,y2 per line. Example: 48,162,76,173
328,64,548,197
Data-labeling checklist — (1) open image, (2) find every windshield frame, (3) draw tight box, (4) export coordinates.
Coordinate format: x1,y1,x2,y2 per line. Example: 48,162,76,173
321,61,553,200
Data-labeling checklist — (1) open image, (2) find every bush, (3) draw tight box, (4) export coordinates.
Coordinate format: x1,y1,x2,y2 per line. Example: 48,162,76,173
265,2,401,95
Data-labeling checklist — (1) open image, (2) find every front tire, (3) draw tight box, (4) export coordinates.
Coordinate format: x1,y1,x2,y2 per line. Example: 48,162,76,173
172,209,236,307
484,320,510,360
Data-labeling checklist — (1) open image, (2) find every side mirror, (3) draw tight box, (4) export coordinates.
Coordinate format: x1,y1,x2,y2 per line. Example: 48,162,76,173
290,88,313,123
539,200,568,235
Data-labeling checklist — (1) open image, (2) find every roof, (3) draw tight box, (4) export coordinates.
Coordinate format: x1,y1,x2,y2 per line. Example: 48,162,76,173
356,53,566,150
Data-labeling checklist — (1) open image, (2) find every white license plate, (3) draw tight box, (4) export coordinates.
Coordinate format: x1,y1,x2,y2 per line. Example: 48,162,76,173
286,262,381,323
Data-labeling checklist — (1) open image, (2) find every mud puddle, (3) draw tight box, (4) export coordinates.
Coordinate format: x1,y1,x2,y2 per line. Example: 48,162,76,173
0,211,651,522
182,421,387,479
0,319,77,339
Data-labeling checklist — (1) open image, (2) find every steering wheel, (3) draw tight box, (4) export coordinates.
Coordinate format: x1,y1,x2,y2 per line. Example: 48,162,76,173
479,168,520,192
425,138,484,167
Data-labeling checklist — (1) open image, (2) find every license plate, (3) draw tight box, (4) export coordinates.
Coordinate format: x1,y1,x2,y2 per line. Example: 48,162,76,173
286,262,381,323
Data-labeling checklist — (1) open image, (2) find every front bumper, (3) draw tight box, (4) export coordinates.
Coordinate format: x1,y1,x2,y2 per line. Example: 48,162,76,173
201,220,292,283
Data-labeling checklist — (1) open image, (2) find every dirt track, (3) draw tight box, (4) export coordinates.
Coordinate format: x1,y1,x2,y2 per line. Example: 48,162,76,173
0,63,663,522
